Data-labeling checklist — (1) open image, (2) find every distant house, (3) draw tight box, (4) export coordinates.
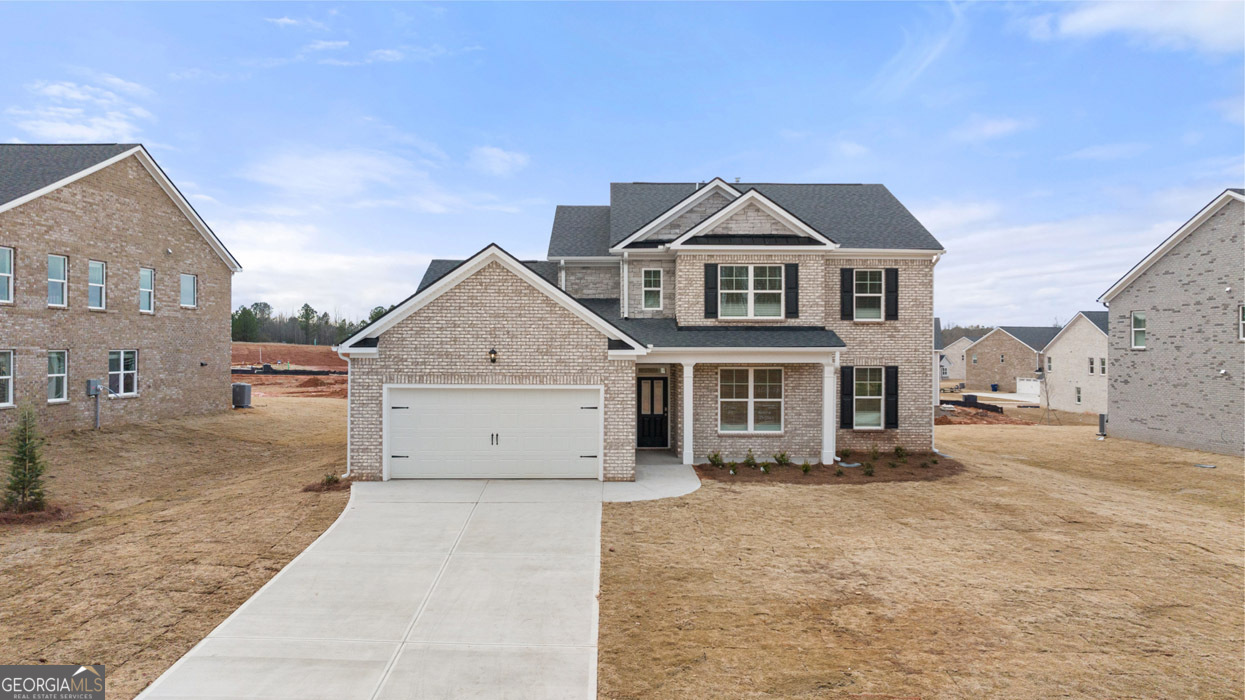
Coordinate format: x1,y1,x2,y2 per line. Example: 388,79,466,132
1041,311,1108,414
1098,188,1243,456
964,326,1062,394
941,334,984,381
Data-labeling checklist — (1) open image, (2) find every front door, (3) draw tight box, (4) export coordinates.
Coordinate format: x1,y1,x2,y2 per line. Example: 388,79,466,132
636,377,669,448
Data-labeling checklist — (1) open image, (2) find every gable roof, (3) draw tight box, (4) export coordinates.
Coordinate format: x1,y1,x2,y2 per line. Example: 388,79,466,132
1099,188,1244,303
548,181,944,257
997,326,1063,352
337,244,643,353
548,205,611,258
667,189,834,249
944,334,984,348
1045,311,1109,351
0,143,241,271
418,259,559,292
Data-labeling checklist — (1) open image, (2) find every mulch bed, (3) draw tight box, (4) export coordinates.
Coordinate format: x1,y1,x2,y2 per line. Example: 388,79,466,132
694,452,964,484
0,505,70,525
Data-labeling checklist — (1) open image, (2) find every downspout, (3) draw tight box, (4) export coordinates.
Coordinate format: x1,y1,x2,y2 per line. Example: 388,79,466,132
558,259,566,290
336,348,352,478
621,251,629,318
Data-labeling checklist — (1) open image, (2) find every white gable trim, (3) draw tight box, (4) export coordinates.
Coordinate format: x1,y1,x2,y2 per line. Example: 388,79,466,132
609,178,741,252
1044,312,1108,352
1099,189,1243,304
0,146,242,272
668,189,837,249
337,244,646,352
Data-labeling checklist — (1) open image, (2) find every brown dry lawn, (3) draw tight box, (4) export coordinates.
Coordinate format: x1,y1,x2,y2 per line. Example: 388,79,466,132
599,425,1244,698
0,397,349,699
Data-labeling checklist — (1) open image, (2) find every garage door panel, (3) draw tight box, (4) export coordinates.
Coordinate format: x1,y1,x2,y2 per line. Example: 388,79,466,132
386,387,601,479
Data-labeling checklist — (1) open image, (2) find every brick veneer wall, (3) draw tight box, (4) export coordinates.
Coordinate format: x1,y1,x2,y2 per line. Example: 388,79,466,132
347,261,637,480
704,202,804,236
0,155,233,433
564,264,619,298
1106,198,1244,455
693,363,822,462
1043,316,1107,414
625,259,676,318
647,191,732,241
675,252,826,327
963,331,1040,394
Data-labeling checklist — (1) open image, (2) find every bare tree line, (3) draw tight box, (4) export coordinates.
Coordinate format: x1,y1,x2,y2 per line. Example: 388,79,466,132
231,302,389,345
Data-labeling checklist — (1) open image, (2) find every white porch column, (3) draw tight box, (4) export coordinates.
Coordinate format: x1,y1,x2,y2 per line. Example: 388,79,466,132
822,357,837,465
682,362,696,465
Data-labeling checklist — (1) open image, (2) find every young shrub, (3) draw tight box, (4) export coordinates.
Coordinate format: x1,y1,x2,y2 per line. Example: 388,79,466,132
893,446,908,460
743,449,758,470
706,452,725,468
801,460,812,474
322,473,340,486
869,444,880,461
5,405,47,513
932,458,939,465
834,467,844,477
887,461,899,469
727,462,738,475
837,447,852,461
759,462,771,474
919,461,929,469
862,463,875,477
772,451,792,467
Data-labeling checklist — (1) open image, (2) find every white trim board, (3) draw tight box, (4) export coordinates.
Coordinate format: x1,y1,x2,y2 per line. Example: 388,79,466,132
1099,189,1244,304
0,146,242,272
609,178,742,252
668,189,837,249
1043,311,1108,352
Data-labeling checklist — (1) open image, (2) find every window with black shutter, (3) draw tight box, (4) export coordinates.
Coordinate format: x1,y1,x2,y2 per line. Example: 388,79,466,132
884,268,899,320
839,365,854,429
784,263,799,318
840,267,853,321
704,263,718,318
884,365,899,429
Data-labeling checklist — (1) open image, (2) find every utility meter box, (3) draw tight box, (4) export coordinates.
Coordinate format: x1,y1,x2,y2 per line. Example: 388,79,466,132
86,379,102,397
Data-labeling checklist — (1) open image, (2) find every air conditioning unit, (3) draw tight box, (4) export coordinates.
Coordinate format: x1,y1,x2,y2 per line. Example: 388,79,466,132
232,382,252,409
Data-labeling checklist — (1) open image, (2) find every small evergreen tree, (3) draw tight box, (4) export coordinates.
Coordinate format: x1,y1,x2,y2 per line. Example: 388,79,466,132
5,405,47,513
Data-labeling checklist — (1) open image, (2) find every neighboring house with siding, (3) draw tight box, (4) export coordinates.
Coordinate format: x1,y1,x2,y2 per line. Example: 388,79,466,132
941,334,984,381
1098,188,1244,456
964,325,1061,394
335,178,944,481
1041,311,1108,414
0,144,240,432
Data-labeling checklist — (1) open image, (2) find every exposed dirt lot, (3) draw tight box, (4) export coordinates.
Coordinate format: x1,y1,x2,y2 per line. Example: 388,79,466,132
599,425,1244,698
0,398,349,699
231,341,346,370
243,372,348,399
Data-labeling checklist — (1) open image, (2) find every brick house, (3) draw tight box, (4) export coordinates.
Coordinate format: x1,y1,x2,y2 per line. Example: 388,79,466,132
940,334,983,381
963,325,1061,394
0,144,241,432
1098,188,1244,456
1040,311,1108,414
336,178,943,481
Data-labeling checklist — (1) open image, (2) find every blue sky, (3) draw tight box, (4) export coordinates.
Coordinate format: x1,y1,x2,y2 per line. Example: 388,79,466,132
1,1,1241,325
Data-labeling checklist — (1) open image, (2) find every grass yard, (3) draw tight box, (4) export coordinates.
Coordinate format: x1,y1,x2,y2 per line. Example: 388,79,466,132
0,397,349,699
599,425,1244,698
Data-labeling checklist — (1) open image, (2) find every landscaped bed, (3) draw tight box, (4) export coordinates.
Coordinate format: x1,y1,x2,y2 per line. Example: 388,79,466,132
0,397,349,700
695,451,964,484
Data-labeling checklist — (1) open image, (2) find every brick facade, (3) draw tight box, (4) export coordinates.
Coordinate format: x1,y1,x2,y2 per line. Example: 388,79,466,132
647,190,732,241
625,259,676,318
1106,198,1244,455
692,363,822,462
675,252,827,327
941,336,975,381
563,264,619,298
346,261,637,480
0,155,233,433
1043,316,1107,414
704,202,804,237
964,331,1041,394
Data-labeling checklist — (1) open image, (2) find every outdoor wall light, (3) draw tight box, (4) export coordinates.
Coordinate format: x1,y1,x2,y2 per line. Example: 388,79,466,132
488,348,498,364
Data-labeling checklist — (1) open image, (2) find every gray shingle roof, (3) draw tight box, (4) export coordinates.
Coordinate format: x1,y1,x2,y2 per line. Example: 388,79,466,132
0,144,138,206
578,298,844,348
1080,310,1109,335
999,326,1064,352
1230,188,1243,195
548,205,611,258
417,259,559,292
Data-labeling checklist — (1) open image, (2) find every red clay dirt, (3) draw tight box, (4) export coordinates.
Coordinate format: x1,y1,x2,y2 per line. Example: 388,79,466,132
935,406,1032,425
242,374,347,399
231,342,346,371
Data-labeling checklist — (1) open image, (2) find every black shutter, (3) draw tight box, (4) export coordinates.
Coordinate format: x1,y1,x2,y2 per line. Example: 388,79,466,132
840,267,854,321
884,268,899,321
840,365,854,429
704,263,718,318
884,365,899,429
784,263,799,318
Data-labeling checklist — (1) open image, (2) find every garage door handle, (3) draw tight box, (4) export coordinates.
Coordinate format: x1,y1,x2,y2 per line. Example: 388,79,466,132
392,406,409,410
392,455,409,459
580,455,597,459
580,406,598,409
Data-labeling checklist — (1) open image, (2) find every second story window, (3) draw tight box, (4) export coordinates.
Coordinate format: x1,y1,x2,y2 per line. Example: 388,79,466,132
48,254,67,307
139,268,155,313
1088,357,1095,374
1239,306,1244,341
720,265,782,318
0,246,12,303
88,260,106,310
1131,312,1146,349
180,274,197,308
853,269,883,320
642,269,662,310
1046,356,1052,371
1100,357,1106,375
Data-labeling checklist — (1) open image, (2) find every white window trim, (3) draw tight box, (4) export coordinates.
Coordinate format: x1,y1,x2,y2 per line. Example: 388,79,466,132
1075,386,1082,405
717,367,784,434
88,260,107,310
48,254,68,308
1046,356,1052,371
180,273,197,309
47,350,68,404
1131,311,1146,349
109,349,139,398
971,353,977,365
140,267,155,314
1088,357,1095,374
1238,305,1244,342
853,366,884,431
719,265,784,319
0,246,12,305
0,349,12,407
853,268,884,322
641,268,663,311
1099,357,1106,375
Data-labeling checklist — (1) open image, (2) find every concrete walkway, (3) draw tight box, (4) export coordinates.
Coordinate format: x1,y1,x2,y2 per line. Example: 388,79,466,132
140,466,698,699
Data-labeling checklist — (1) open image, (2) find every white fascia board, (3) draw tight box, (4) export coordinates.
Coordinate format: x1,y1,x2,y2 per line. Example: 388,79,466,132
339,244,645,351
827,248,946,258
547,256,619,264
668,189,837,248
1099,189,1244,303
1043,312,1107,352
643,347,840,365
336,346,378,358
674,245,831,253
609,178,742,252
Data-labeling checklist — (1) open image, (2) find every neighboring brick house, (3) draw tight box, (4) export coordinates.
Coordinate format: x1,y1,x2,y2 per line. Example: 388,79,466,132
0,144,240,433
964,325,1061,394
1098,188,1244,456
336,178,944,481
940,334,983,381
1041,311,1108,414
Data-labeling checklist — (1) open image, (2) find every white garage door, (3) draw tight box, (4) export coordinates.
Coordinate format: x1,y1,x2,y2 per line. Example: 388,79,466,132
385,386,602,479
1015,378,1041,396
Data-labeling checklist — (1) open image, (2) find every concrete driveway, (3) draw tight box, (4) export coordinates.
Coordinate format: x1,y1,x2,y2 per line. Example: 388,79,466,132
140,479,604,699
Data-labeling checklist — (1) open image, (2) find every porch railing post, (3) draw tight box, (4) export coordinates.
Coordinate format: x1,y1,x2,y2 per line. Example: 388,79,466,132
682,362,695,465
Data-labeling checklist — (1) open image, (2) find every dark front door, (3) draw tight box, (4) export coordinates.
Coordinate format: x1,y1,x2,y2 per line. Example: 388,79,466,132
637,377,669,448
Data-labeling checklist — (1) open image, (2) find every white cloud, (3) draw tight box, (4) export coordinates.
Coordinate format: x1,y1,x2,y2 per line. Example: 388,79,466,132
304,40,348,52
6,76,155,142
1213,96,1244,125
911,200,1002,234
1059,142,1149,161
92,72,153,97
467,146,529,176
265,16,328,31
949,116,1034,143
1031,1,1244,53
867,2,967,99
835,140,870,158
369,48,404,62
242,148,420,200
